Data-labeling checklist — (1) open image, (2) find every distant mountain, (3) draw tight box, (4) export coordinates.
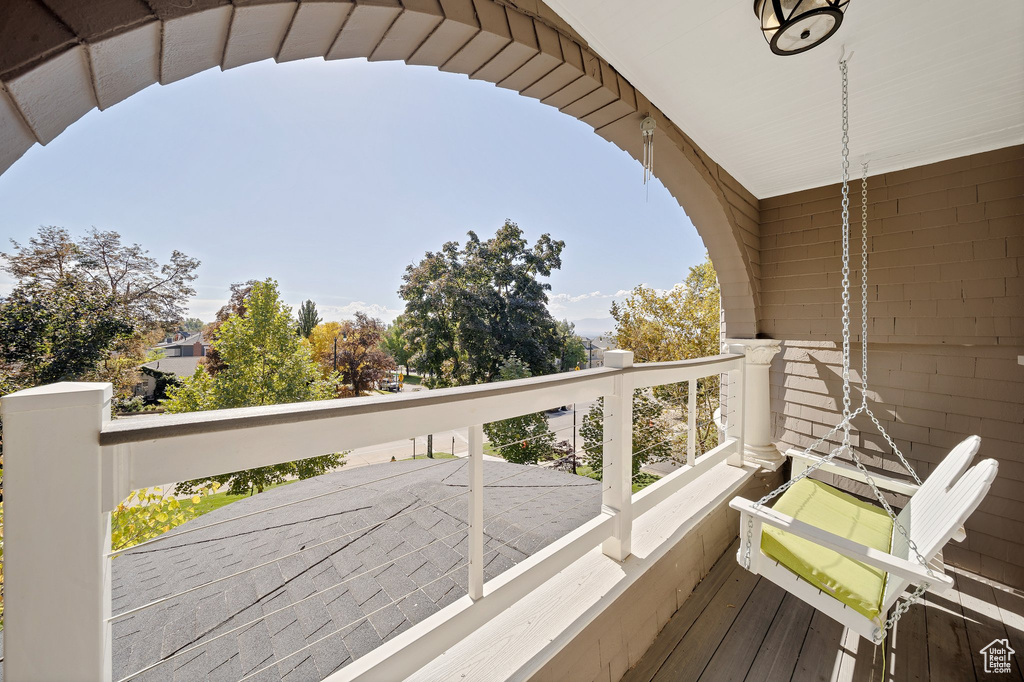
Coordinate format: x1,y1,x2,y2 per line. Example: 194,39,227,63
571,317,615,338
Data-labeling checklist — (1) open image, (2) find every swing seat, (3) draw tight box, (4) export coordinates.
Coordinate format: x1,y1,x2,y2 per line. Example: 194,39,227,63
730,435,998,641
761,478,893,620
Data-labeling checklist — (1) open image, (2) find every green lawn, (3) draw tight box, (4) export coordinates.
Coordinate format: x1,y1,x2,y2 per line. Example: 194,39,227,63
399,452,457,461
179,480,298,516
402,374,423,385
573,465,660,493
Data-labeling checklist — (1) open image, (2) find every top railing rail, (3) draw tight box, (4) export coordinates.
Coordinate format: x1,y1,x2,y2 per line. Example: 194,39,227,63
1,350,747,682
99,354,739,446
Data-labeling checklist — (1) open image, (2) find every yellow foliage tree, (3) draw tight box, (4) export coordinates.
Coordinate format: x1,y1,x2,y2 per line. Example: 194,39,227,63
110,483,219,552
610,254,722,456
305,321,344,378
610,254,720,363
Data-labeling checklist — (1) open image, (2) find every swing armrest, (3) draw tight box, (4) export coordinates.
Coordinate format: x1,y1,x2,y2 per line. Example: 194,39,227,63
786,449,920,496
729,497,954,592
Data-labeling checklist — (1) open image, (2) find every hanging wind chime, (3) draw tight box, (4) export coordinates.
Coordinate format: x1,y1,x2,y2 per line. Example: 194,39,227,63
641,116,656,199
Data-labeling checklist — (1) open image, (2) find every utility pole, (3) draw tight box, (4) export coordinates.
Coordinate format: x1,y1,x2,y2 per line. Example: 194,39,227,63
427,433,433,459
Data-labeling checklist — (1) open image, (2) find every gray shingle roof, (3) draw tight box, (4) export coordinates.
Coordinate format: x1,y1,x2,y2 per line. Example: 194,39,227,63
156,333,205,349
141,356,203,377
92,459,599,682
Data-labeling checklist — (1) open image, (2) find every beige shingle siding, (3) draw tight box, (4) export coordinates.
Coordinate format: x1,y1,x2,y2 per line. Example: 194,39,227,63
769,343,1024,588
759,147,1023,589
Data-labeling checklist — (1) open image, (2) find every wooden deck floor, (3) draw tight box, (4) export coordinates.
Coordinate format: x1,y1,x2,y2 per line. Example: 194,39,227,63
623,542,1024,682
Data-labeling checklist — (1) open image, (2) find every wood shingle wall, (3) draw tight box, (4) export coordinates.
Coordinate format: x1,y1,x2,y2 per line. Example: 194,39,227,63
758,145,1024,589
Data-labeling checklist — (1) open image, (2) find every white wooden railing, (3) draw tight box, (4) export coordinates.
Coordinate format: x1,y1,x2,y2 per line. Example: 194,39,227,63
1,350,747,681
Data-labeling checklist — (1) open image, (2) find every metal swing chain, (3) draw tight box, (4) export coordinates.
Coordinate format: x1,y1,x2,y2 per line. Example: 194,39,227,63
839,58,854,452
741,62,933,643
742,59,857,569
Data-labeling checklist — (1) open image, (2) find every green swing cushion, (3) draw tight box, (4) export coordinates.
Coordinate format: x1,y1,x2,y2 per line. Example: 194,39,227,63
761,477,893,620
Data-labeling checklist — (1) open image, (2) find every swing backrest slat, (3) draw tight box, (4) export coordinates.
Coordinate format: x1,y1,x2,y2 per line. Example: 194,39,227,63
884,456,997,609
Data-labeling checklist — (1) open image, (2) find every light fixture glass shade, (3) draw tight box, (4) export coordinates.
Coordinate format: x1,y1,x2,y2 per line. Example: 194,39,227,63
754,0,849,55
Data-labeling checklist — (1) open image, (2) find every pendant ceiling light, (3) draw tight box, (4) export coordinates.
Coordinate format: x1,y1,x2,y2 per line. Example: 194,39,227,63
754,0,849,55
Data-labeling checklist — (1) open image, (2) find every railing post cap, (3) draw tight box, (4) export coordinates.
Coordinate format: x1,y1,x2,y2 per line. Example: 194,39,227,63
604,350,634,368
1,381,112,415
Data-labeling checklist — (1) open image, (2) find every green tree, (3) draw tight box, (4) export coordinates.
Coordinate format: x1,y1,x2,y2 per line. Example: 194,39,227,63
580,390,673,480
164,280,343,495
202,280,257,375
182,317,204,333
0,280,134,386
399,221,564,386
483,354,555,465
381,315,414,371
296,299,321,339
556,319,588,371
2,226,199,328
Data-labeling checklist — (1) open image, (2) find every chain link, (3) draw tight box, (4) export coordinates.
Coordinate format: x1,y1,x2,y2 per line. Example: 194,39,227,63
873,582,929,644
861,162,870,391
743,61,932,639
839,60,853,451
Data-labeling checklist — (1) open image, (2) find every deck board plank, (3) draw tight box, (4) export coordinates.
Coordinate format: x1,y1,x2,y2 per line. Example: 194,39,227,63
890,602,928,682
834,626,884,682
651,558,759,682
743,592,815,682
790,610,847,682
954,571,1024,682
624,555,1019,682
924,588,977,682
990,584,1024,675
699,578,787,681
621,544,741,682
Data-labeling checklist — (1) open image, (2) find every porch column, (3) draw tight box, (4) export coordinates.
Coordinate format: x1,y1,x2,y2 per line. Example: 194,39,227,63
725,339,785,471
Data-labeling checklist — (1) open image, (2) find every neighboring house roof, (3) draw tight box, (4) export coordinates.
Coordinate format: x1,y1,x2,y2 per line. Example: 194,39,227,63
101,460,599,681
141,356,204,377
156,332,207,349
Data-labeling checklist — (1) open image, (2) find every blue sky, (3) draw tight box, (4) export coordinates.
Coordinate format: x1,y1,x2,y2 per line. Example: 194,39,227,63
0,57,705,337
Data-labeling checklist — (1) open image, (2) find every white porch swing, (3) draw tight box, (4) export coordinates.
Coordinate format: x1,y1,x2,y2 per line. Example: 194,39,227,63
728,59,999,645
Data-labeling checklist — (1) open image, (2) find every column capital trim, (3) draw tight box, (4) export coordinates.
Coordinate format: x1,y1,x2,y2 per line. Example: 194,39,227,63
724,339,782,366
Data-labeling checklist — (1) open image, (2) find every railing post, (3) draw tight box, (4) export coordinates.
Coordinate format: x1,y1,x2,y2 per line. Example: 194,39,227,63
468,423,484,600
686,377,697,466
730,363,745,467
2,382,113,681
601,350,634,562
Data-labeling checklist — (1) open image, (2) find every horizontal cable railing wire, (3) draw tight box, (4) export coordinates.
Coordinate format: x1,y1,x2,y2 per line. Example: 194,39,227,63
107,456,464,557
115,472,600,681
235,492,602,682
108,464,546,622
485,422,578,453
113,424,587,559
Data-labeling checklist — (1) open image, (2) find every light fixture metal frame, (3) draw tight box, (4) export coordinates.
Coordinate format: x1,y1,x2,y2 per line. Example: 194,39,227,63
753,0,850,56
